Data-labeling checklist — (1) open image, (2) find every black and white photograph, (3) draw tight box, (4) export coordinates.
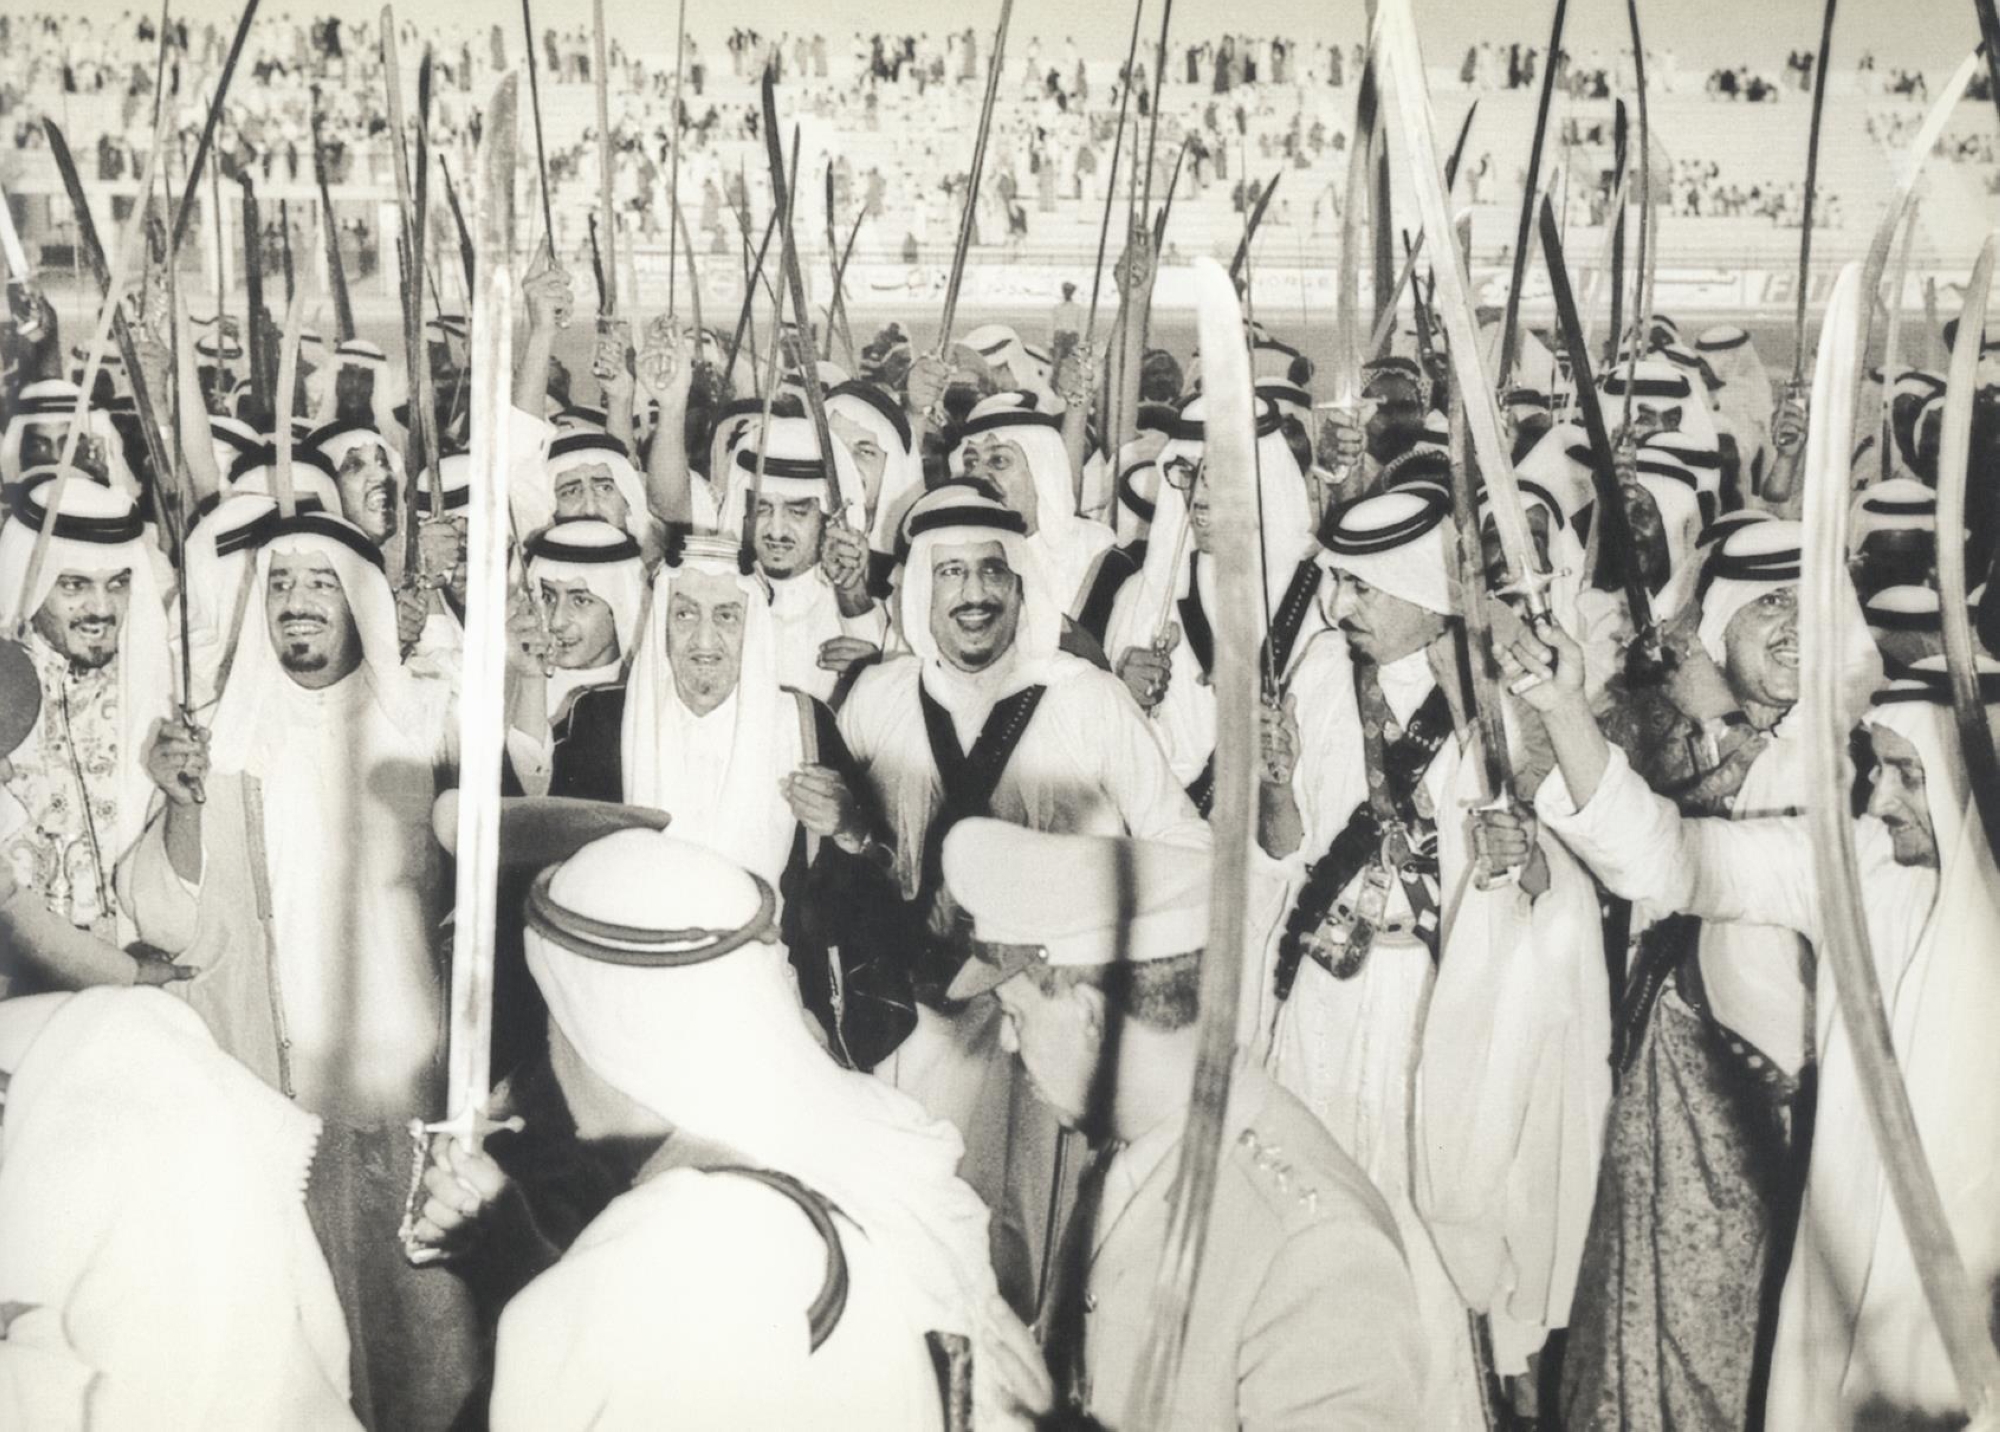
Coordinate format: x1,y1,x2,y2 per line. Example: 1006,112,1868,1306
1,0,1998,1425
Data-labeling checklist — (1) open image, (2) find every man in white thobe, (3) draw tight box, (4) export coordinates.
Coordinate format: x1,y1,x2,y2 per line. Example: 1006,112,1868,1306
121,512,455,1123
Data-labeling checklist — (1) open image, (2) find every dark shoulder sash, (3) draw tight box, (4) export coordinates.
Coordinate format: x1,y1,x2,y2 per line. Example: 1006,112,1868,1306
704,1165,850,1353
915,680,1048,904
1272,676,1455,1003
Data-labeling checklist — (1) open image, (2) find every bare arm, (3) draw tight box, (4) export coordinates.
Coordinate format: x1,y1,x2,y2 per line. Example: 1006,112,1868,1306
636,325,696,527
513,242,573,417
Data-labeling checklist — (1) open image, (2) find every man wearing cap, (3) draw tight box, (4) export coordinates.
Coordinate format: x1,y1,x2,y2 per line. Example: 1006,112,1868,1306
1260,488,1611,1425
832,481,1207,1309
941,817,1424,1428
505,519,647,802
1555,520,1884,1429
467,829,1013,1428
0,476,179,991
1505,619,2000,1428
121,510,457,1122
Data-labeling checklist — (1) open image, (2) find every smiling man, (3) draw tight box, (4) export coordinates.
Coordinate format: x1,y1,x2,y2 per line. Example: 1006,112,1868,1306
503,521,647,803
121,511,458,1124
830,482,1207,1314
0,476,174,981
620,534,841,890
1550,518,1888,1430
309,420,405,552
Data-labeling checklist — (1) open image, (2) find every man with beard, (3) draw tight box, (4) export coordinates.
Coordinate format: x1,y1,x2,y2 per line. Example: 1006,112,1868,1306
941,818,1424,1428
830,483,1207,1313
617,533,901,1065
717,415,886,703
544,432,663,562
0,476,176,988
121,510,482,1428
122,511,455,1122
1260,489,1611,1425
1509,622,2000,1428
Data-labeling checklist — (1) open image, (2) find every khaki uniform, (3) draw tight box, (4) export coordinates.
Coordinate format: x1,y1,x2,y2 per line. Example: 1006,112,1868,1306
1069,1063,1425,1430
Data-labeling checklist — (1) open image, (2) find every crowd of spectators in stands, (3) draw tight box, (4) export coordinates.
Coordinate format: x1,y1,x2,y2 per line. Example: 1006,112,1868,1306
1,12,1991,272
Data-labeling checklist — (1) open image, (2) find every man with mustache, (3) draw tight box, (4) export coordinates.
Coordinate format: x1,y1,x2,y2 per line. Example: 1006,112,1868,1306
951,390,1121,634
1509,617,2000,1428
617,533,896,1068
0,475,176,990
1259,488,1612,1427
716,416,886,704
828,483,1208,1315
118,509,484,1427
308,419,405,553
121,511,458,1124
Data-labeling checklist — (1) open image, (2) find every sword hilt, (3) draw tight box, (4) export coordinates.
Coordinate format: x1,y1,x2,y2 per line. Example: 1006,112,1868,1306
1621,622,1677,690
1469,789,1523,891
395,1106,528,1266
424,1106,527,1154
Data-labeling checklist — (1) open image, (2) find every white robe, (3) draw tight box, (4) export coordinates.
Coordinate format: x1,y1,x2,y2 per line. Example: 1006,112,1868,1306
125,671,455,1123
765,569,887,704
837,650,1210,903
1266,632,1609,1414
